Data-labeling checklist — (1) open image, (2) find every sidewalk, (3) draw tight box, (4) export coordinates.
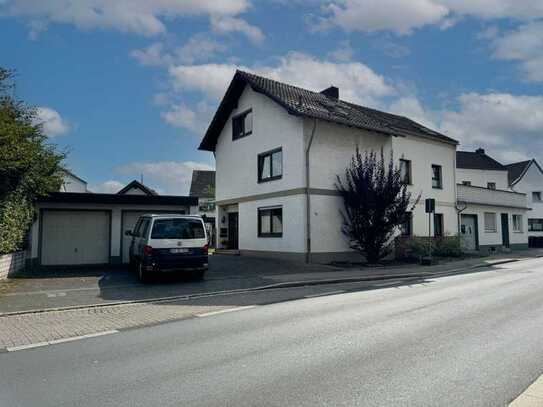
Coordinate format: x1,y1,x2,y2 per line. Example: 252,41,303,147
0,249,541,316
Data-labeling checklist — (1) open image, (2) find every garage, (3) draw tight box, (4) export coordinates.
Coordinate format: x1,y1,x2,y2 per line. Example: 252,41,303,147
29,192,197,269
40,210,110,266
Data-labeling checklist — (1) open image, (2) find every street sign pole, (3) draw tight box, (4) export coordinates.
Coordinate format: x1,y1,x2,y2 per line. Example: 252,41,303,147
424,198,435,265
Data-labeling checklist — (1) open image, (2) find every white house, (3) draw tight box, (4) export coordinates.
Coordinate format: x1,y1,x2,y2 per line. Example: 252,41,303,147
456,149,529,253
189,170,216,246
199,71,459,262
59,169,87,193
507,159,543,241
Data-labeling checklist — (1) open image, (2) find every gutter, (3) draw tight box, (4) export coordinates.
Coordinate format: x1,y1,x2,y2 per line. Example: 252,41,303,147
305,118,318,263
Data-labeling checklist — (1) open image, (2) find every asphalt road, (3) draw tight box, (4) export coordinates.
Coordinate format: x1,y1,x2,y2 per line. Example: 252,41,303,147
2,258,543,406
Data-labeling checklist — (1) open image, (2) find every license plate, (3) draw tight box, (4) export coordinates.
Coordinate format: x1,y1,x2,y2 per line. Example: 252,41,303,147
170,248,189,254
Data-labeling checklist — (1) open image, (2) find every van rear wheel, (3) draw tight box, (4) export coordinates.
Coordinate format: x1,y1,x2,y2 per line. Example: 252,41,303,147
192,269,205,281
138,261,150,283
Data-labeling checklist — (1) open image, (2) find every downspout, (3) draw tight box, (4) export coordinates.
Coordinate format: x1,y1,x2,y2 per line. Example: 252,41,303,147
305,118,318,263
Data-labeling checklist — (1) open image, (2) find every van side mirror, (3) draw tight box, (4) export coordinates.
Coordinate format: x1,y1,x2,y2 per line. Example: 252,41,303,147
125,230,133,236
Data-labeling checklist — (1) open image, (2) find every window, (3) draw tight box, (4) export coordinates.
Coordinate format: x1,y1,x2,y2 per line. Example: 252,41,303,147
151,218,205,239
529,219,543,232
432,165,442,189
484,212,497,233
232,109,253,140
512,215,523,232
434,213,444,237
462,181,472,186
140,219,150,238
533,192,542,202
258,148,282,182
487,182,496,190
400,212,412,236
400,159,412,184
258,207,283,237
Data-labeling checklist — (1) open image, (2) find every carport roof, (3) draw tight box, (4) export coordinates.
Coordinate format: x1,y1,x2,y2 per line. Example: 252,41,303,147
37,192,197,206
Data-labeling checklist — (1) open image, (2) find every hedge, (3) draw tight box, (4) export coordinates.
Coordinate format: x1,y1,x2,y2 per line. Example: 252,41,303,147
0,186,34,254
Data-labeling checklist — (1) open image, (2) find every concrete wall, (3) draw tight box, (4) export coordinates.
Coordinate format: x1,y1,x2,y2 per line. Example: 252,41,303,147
0,251,26,279
29,202,191,266
511,163,543,236
215,85,305,202
456,168,509,190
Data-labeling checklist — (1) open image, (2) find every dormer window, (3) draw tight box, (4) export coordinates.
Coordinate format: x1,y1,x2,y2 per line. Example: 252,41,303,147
232,109,252,140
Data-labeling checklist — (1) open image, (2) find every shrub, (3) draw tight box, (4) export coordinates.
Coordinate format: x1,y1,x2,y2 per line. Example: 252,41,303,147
0,187,34,254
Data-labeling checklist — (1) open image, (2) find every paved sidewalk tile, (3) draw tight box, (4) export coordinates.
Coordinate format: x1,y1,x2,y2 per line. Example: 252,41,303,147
0,301,228,349
511,375,543,406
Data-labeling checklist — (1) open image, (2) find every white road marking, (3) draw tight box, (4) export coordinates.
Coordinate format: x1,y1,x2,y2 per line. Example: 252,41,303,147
197,306,257,318
304,290,345,298
6,330,118,352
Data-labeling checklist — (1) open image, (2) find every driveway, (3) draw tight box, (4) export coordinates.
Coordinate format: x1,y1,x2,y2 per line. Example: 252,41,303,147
0,255,341,314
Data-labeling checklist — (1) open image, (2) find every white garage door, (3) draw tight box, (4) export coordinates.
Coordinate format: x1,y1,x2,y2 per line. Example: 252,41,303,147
41,210,110,266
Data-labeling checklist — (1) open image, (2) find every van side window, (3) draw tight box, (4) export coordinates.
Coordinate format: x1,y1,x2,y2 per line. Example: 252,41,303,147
133,220,142,237
140,219,150,238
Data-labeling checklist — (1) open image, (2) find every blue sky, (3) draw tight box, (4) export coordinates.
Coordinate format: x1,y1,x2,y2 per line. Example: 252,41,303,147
2,0,543,194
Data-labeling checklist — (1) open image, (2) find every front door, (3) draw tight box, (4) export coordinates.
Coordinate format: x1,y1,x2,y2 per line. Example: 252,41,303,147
460,215,477,251
228,212,239,250
501,213,510,248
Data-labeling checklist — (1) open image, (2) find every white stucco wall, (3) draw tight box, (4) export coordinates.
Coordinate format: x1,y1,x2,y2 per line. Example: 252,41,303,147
510,163,543,236
456,168,509,189
461,204,528,248
30,202,191,264
121,187,147,195
60,173,87,193
215,85,305,202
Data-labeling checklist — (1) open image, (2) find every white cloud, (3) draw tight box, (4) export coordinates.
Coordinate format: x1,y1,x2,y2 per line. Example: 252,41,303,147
160,102,212,134
210,15,265,44
319,0,543,35
322,0,449,35
130,42,173,67
168,52,395,106
388,96,437,129
327,40,354,62
89,180,124,194
1,0,253,37
492,21,543,82
176,35,225,64
116,161,214,195
34,106,70,137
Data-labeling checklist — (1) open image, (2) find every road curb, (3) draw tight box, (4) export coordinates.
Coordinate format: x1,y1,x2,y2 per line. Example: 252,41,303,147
0,257,527,318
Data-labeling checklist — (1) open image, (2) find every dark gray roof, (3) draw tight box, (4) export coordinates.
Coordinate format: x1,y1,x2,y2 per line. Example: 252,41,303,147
505,159,543,186
456,151,506,171
117,180,158,196
38,192,196,206
199,70,458,151
189,170,215,198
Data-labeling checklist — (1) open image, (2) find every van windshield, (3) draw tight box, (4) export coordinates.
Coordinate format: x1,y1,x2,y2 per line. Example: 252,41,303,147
151,219,205,239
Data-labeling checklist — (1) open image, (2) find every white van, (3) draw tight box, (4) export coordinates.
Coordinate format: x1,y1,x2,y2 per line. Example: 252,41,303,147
127,214,208,282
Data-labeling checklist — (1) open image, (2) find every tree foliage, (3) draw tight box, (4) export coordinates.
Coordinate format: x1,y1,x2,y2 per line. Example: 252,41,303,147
335,148,420,264
0,68,65,254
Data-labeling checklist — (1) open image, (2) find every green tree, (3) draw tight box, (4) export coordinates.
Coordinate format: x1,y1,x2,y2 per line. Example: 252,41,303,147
335,148,420,264
0,68,65,254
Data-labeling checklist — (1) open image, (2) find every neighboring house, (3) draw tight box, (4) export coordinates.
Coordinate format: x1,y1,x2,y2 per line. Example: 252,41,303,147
199,70,459,262
117,180,158,196
189,170,216,246
59,169,87,193
28,176,196,268
507,159,543,240
456,148,529,253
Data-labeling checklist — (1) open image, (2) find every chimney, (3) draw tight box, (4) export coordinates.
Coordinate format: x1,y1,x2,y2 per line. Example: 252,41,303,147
320,86,339,100
475,148,485,154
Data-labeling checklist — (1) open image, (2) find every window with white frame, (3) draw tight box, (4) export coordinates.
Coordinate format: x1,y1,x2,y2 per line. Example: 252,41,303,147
512,215,523,232
487,182,496,190
529,219,543,232
431,165,442,189
484,212,497,233
533,192,542,203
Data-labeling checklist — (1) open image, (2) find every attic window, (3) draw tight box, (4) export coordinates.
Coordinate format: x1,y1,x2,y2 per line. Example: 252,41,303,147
232,109,252,141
